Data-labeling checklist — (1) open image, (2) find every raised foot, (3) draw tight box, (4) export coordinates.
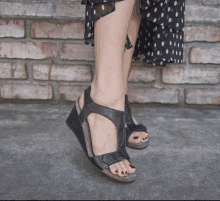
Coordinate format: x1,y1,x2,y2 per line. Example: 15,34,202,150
79,91,136,177
126,116,149,144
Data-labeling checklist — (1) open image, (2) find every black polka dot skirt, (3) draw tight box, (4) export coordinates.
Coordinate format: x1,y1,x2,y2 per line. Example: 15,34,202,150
81,0,186,67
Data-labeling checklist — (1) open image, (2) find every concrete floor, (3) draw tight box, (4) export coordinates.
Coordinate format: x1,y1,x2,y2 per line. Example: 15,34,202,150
0,103,220,200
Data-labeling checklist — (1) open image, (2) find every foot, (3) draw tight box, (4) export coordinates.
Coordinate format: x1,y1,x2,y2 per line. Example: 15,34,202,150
79,90,136,177
125,116,149,144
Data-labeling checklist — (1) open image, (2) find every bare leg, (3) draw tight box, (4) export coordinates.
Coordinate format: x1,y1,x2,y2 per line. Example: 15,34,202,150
122,0,149,144
79,0,136,177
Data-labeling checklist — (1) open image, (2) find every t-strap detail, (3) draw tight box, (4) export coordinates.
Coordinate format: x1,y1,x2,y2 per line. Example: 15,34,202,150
90,148,130,170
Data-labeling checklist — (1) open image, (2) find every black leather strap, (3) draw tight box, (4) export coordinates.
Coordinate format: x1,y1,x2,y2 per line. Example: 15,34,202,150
128,123,147,132
124,94,135,126
126,123,147,139
79,86,130,170
90,148,130,170
124,94,147,139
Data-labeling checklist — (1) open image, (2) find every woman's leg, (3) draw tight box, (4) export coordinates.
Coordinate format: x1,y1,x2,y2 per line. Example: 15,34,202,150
122,0,149,144
122,0,142,90
79,0,136,177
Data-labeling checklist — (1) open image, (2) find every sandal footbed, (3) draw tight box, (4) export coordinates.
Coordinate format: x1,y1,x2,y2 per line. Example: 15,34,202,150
126,132,149,149
126,127,149,149
74,92,136,182
124,95,149,149
103,168,136,182
127,141,148,149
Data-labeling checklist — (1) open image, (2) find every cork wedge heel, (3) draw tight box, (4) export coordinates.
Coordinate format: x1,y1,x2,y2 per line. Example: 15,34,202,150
124,94,149,149
66,86,137,182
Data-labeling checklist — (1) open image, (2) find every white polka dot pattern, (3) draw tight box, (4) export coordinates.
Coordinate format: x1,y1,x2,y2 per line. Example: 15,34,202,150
81,0,185,67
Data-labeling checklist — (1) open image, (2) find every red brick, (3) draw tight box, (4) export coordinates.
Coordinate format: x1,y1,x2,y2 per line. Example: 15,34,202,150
128,67,156,83
61,44,95,61
186,5,220,22
191,0,219,4
33,64,92,81
55,4,85,18
0,42,56,59
0,2,53,17
162,67,220,84
201,0,220,4
184,25,220,42
59,85,88,101
0,63,26,79
0,2,85,19
0,20,24,38
1,84,52,100
190,47,220,64
186,89,220,105
183,47,186,63
127,87,179,104
31,21,84,39
60,86,179,104
192,0,199,3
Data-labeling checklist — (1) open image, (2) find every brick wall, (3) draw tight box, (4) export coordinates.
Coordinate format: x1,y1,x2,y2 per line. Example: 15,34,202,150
0,0,220,108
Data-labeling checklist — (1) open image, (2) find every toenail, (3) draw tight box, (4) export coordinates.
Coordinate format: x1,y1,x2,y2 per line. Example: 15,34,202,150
134,136,139,139
142,138,145,140
125,171,128,174
115,170,118,173
121,171,124,174
130,164,135,169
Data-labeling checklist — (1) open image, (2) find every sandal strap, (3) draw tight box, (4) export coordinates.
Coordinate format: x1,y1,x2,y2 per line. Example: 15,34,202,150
124,94,135,125
124,94,147,139
126,123,147,139
128,123,147,132
125,126,133,140
90,148,130,170
79,86,127,150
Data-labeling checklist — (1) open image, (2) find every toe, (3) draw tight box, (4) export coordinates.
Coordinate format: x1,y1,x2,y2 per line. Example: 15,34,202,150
142,131,149,138
119,160,128,176
115,162,125,177
122,159,136,174
130,115,149,142
140,132,149,142
145,132,149,140
128,132,141,144
109,163,118,175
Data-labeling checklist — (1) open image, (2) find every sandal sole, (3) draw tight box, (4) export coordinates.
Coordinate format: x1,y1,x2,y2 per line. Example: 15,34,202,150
127,141,148,149
66,98,136,183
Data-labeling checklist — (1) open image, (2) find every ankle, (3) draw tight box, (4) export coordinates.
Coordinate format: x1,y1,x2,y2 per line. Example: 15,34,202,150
91,93,125,111
91,79,126,96
79,85,125,111
90,82,125,111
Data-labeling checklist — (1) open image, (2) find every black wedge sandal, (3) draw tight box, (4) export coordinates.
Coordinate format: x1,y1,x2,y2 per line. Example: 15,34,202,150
124,94,149,149
66,86,137,182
